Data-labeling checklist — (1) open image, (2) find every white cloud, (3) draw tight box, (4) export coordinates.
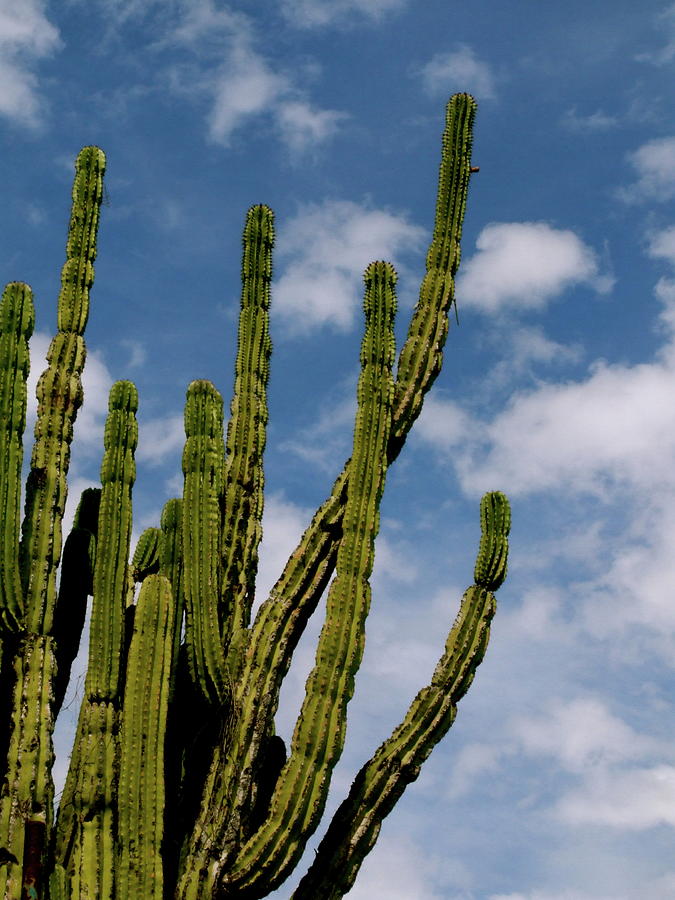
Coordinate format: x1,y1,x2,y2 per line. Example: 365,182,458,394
280,0,407,29
159,1,346,153
456,222,612,314
620,136,675,203
136,413,185,466
208,43,288,145
254,492,313,608
416,394,472,450
648,225,675,266
512,698,664,773
276,100,347,155
558,765,675,829
0,1,61,128
274,199,425,334
345,835,447,900
419,45,496,100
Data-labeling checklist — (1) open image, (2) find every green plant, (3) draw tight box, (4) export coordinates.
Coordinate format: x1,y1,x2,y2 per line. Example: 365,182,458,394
0,92,510,899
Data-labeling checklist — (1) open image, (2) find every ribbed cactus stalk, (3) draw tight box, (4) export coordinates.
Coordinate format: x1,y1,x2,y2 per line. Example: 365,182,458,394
0,93,511,899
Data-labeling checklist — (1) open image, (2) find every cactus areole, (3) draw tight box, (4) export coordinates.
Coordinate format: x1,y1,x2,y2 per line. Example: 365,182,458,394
0,94,510,899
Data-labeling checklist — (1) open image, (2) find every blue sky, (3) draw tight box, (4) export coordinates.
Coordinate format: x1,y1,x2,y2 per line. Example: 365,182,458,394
2,1,675,898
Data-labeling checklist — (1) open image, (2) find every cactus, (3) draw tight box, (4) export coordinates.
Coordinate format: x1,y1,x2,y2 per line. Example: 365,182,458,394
0,93,510,899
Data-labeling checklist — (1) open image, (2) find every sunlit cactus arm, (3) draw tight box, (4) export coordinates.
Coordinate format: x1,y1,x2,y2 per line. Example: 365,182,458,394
118,574,175,900
389,92,476,457
292,492,510,900
0,635,56,900
182,379,231,708
0,282,34,632
54,382,138,897
86,380,138,700
131,526,161,583
222,205,273,642
19,147,106,636
52,487,101,717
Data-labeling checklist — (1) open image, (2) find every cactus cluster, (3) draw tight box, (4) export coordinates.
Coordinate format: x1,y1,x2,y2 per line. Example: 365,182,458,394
0,93,510,899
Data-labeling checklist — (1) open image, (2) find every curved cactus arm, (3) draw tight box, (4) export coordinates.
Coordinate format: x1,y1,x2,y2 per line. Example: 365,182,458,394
51,487,101,717
0,282,34,633
182,380,231,708
0,635,56,900
19,147,106,636
177,261,397,899
389,92,476,457
86,381,138,701
291,491,510,899
222,205,273,642
118,574,175,900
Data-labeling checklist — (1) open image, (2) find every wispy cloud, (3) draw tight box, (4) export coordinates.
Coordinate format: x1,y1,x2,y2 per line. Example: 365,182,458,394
635,2,675,65
456,222,612,314
273,199,425,334
418,45,496,100
561,107,619,132
280,0,407,29
0,0,61,129
619,136,675,203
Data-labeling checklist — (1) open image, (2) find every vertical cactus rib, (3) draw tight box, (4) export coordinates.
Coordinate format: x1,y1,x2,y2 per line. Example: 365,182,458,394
182,380,230,707
211,262,398,898
292,492,510,900
223,205,273,641
86,381,138,701
0,282,34,632
159,498,184,696
131,526,161,583
118,574,175,899
19,147,106,636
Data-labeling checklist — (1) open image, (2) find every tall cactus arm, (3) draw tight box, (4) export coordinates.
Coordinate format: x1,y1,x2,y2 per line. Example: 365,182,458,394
159,497,184,697
0,283,34,633
222,205,273,641
203,262,397,899
182,380,231,707
291,491,510,899
390,92,476,456
85,381,138,701
118,574,175,900
19,147,106,635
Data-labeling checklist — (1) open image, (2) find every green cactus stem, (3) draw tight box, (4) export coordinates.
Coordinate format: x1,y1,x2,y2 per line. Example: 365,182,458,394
182,379,231,708
19,147,106,637
0,283,34,633
292,492,510,899
222,204,273,644
118,574,175,899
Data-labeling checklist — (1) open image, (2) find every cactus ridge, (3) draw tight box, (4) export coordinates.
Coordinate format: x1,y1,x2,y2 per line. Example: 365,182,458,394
0,283,34,632
221,204,273,649
118,574,175,899
0,96,512,900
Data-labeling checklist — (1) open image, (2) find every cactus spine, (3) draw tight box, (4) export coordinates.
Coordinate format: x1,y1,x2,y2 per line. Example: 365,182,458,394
0,93,510,899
